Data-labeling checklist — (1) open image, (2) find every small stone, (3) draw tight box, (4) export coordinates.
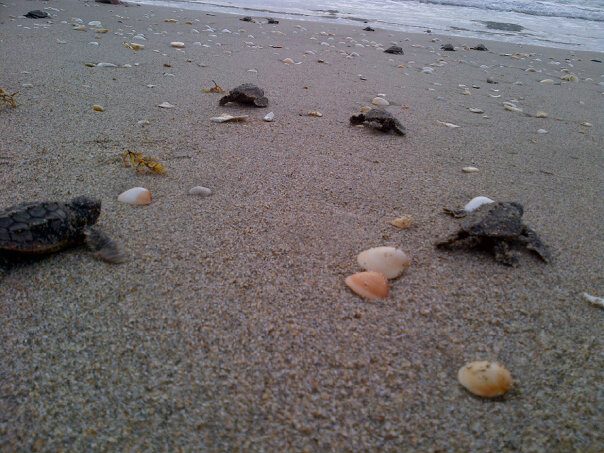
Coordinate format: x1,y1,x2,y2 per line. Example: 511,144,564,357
535,111,548,118
372,97,389,106
486,77,497,84
263,112,275,122
170,41,185,48
158,102,175,109
189,186,212,197
282,58,295,64
92,104,105,112
441,43,455,51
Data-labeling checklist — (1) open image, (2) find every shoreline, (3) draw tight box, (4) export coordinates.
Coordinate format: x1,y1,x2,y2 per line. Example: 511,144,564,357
1,0,602,451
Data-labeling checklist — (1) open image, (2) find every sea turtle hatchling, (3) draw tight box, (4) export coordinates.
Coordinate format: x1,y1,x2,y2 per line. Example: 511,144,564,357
436,201,551,266
350,109,406,135
219,83,268,107
0,196,125,264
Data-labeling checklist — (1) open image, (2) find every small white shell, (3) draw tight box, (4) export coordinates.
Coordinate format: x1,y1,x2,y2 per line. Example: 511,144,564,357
437,121,460,128
537,129,548,134
468,108,484,113
371,97,389,106
464,196,494,212
282,57,295,64
539,79,554,84
188,186,212,197
170,41,185,48
582,292,604,308
458,361,513,397
263,112,275,122
357,246,411,279
462,166,479,173
535,111,548,118
118,187,152,205
210,114,248,123
158,101,175,109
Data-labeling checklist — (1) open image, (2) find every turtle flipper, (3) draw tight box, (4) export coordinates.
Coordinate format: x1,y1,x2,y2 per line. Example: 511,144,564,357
443,207,467,218
493,241,519,267
253,96,269,107
436,230,470,248
218,94,233,106
518,227,551,263
84,227,126,264
349,113,366,125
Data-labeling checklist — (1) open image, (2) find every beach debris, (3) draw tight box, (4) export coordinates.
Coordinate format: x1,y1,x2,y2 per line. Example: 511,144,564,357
219,84,268,107
535,111,548,118
384,45,404,55
503,103,523,113
118,187,152,206
263,112,275,122
307,111,323,117
389,215,413,229
170,42,185,48
345,271,389,300
371,97,389,106
350,109,406,135
189,186,212,197
282,58,295,64
437,121,460,128
471,43,488,51
582,292,604,309
95,28,110,34
561,74,578,82
486,77,497,84
461,196,494,214
122,151,166,175
0,88,18,108
421,67,434,74
210,114,249,123
437,201,551,266
158,102,175,109
462,166,479,173
0,196,125,263
92,104,105,112
88,20,102,27
441,43,455,51
73,25,87,31
123,42,144,51
202,80,225,93
458,361,513,398
164,18,178,23
267,18,279,24
580,122,592,127
363,26,375,32
96,62,118,68
469,108,484,114
540,79,554,84
537,129,548,134
25,10,49,19
357,246,411,279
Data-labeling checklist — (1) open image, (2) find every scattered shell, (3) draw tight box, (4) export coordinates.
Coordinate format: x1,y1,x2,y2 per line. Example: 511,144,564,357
345,271,389,300
535,111,548,118
389,215,413,229
92,104,104,112
372,97,389,106
282,58,295,64
580,122,592,127
504,104,523,113
96,62,117,68
437,121,460,128
582,292,604,308
561,74,578,82
188,186,212,197
464,196,494,212
307,111,323,117
462,166,479,173
210,114,248,123
263,112,275,122
539,79,554,84
88,21,102,27
73,25,86,31
421,67,434,74
458,361,513,398
462,89,472,95
126,42,144,51
537,129,548,134
468,108,484,113
117,187,152,206
158,102,175,109
357,247,411,279
170,41,185,48
95,28,110,34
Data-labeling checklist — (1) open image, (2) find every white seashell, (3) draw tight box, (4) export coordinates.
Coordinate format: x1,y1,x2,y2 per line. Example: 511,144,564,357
371,97,389,106
488,93,501,98
561,74,578,82
468,108,484,113
581,122,592,127
421,67,434,74
57,39,67,44
535,111,548,118
357,246,411,279
504,104,523,113
88,21,102,27
307,111,323,117
539,79,554,84
96,62,117,67
462,166,479,173
210,114,248,123
118,187,152,205
437,121,460,128
582,292,604,308
282,57,295,64
345,271,389,300
464,196,494,212
458,361,513,398
188,186,212,197
221,29,231,33
88,41,99,46
158,102,175,109
170,41,185,48
263,112,275,122
537,129,548,134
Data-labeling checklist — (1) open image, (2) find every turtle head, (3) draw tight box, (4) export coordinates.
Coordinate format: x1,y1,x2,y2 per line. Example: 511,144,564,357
69,196,101,226
349,113,366,125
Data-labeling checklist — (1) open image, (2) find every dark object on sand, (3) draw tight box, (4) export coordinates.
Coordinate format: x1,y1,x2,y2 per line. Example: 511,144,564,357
267,18,279,24
591,58,602,63
441,43,455,51
240,16,253,22
219,84,268,107
350,109,406,136
486,77,497,84
426,29,432,33
363,26,375,31
384,45,404,55
0,196,125,263
471,43,488,51
95,0,123,4
25,10,49,19
436,202,551,266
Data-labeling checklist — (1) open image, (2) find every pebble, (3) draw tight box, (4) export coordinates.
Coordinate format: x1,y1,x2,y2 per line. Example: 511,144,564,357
535,111,548,118
389,215,413,229
464,196,494,212
458,361,513,398
92,104,104,112
468,108,484,113
170,41,185,48
345,271,389,300
263,112,275,122
117,187,152,205
462,166,479,173
371,97,389,106
210,114,248,123
357,247,411,279
158,102,175,109
188,186,212,197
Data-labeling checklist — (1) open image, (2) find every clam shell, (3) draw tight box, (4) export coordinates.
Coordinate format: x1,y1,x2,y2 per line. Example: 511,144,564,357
371,97,389,106
462,166,479,173
282,57,295,64
118,187,152,205
188,186,212,197
458,361,513,398
357,246,411,279
389,215,413,229
210,114,248,123
92,104,105,112
345,271,389,300
170,41,185,48
464,196,494,212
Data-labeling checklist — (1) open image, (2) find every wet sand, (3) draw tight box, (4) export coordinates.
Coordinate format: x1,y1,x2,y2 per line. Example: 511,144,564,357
0,0,603,451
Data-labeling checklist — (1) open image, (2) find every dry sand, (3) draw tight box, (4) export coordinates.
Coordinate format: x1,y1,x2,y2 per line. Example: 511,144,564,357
0,0,603,451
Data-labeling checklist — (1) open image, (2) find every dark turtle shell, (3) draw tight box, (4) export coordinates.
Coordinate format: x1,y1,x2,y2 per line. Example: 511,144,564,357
219,83,268,107
350,109,406,135
460,202,524,239
0,197,100,254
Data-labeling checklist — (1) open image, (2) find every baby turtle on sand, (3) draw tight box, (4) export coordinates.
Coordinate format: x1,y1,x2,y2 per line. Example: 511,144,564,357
267,18,279,24
384,45,404,55
364,26,375,31
219,83,268,107
441,43,455,51
350,109,406,135
471,43,488,51
436,201,551,266
0,196,125,263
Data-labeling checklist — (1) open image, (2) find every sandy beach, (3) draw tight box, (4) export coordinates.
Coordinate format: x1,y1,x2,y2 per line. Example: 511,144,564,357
0,0,603,451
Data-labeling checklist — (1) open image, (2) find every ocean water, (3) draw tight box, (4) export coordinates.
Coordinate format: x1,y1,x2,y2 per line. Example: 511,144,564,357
137,0,604,51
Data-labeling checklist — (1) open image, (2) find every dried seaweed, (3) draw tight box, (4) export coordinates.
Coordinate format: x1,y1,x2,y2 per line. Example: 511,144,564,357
122,150,166,175
0,88,18,108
